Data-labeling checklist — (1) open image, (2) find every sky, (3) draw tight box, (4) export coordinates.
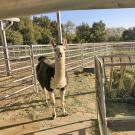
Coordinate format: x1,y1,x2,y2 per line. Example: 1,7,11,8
39,8,135,28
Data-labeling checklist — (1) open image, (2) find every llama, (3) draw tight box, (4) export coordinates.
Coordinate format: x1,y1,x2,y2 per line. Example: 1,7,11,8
36,39,68,119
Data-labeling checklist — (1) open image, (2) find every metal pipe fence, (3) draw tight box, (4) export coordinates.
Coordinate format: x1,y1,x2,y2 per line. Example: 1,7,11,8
0,45,33,102
1,42,131,102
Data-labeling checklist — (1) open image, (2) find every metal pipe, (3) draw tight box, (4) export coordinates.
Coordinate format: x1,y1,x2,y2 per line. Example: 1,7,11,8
56,11,63,44
5,21,13,31
30,45,38,93
0,21,11,76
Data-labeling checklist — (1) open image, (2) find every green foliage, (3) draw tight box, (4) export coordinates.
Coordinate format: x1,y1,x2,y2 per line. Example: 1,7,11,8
12,17,36,45
76,23,91,43
33,16,57,44
50,21,58,41
75,21,107,43
2,15,127,45
6,29,23,45
39,29,52,44
91,21,107,42
33,25,42,43
122,27,135,41
33,16,51,29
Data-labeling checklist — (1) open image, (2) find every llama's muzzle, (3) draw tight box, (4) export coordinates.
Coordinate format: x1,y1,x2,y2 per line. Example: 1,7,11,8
58,52,62,58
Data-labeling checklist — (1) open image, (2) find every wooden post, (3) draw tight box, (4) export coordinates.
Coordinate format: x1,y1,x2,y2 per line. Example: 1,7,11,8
102,57,107,82
108,57,113,92
95,56,108,135
129,57,135,93
118,65,126,90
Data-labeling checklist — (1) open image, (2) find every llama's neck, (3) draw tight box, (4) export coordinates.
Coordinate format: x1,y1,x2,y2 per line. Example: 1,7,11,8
54,56,65,83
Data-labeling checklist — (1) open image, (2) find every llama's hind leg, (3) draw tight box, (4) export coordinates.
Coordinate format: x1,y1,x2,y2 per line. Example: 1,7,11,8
60,88,68,116
49,91,56,119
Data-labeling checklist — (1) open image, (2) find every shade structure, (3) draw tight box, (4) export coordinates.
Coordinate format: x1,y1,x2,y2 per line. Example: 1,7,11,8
3,18,20,22
0,0,135,19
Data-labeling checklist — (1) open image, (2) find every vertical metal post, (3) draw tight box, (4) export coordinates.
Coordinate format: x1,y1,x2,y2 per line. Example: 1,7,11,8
0,21,11,76
56,11,63,44
105,43,109,55
81,43,84,68
93,43,95,55
30,45,38,93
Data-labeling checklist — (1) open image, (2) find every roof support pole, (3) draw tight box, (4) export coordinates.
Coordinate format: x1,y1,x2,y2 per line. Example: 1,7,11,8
0,21,11,76
56,11,63,44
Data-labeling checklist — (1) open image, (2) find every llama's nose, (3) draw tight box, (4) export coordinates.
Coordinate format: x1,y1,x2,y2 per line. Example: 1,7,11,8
59,52,62,57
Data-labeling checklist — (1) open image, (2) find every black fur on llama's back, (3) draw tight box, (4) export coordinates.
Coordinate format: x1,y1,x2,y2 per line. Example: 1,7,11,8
36,56,55,91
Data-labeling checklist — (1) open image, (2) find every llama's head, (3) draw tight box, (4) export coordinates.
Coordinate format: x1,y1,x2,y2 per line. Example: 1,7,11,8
38,56,46,62
52,39,67,60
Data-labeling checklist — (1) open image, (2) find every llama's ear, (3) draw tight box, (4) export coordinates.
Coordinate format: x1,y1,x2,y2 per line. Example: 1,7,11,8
51,40,56,48
63,39,67,47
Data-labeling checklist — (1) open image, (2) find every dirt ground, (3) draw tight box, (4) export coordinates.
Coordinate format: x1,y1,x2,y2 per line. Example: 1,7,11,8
1,70,135,135
0,70,99,135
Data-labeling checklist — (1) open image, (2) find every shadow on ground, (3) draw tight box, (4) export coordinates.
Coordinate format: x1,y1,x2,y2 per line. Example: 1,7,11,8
0,118,100,135
0,91,95,113
23,119,99,135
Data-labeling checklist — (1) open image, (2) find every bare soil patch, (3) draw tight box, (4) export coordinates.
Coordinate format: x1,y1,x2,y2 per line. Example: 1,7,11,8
0,71,98,135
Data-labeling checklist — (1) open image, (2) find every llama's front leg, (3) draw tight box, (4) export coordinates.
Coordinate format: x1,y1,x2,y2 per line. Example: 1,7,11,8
43,88,48,105
49,91,56,119
60,89,68,116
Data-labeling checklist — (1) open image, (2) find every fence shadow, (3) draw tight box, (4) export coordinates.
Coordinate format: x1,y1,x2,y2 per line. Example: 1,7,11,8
0,91,95,113
0,117,52,130
22,119,98,135
0,115,99,135
59,119,100,135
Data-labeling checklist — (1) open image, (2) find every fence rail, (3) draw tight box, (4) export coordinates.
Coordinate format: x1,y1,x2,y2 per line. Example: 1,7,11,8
1,42,134,102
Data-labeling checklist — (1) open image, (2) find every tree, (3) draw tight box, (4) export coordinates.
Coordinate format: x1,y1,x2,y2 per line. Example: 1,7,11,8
39,29,52,44
33,16,56,44
50,21,59,43
6,29,23,45
33,16,51,29
12,17,36,45
64,21,75,34
90,21,107,42
76,23,91,43
122,27,135,41
33,24,42,43
106,27,125,41
64,21,75,43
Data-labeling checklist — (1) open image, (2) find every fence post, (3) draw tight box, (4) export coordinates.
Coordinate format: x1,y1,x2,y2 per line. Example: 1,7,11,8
81,43,84,68
106,43,108,55
30,45,38,93
93,43,95,55
0,21,11,76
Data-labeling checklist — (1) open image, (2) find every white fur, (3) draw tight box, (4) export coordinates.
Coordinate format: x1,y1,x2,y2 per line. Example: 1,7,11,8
49,40,68,118
50,45,67,89
50,77,67,89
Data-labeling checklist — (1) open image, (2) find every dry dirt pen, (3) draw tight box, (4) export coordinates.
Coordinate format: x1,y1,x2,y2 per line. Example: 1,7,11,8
95,54,135,135
1,42,135,135
0,43,111,135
